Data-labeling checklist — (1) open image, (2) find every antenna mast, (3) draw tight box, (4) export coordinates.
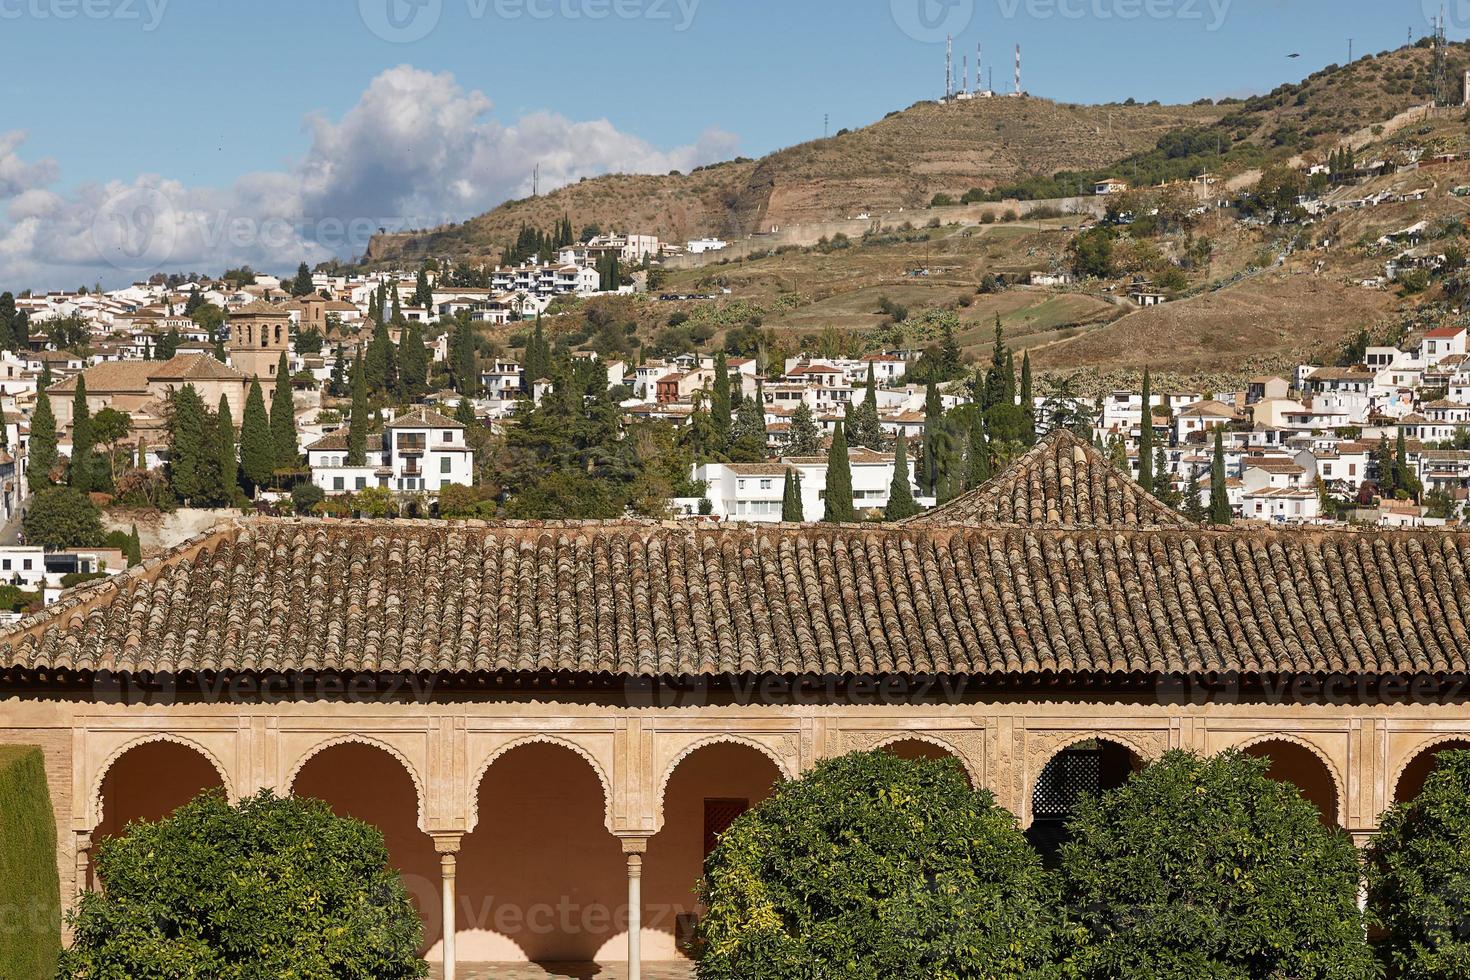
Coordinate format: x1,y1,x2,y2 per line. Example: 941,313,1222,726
945,35,953,100
1015,44,1022,95
1434,7,1449,106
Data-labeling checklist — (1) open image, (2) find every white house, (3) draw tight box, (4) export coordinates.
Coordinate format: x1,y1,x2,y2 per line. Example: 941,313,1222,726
306,406,473,496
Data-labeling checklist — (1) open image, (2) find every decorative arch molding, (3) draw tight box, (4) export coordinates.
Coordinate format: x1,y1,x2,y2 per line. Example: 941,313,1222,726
1021,729,1166,827
653,733,796,833
1228,732,1346,825
90,733,234,831
1387,734,1470,805
466,734,615,835
284,734,428,833
869,732,984,786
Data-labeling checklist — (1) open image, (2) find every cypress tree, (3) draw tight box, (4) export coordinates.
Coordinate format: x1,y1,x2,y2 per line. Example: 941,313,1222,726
329,344,347,397
269,352,298,472
1183,467,1206,522
920,382,943,495
455,397,476,429
239,379,274,492
711,353,732,446
855,362,884,450
1019,352,1035,446
365,317,396,395
1375,436,1396,497
781,469,804,522
1003,351,1016,405
413,267,433,309
788,402,822,457
1395,429,1420,499
126,523,141,566
136,435,147,471
346,353,369,466
27,389,56,493
167,385,207,505
216,393,238,502
968,413,992,487
983,317,1007,409
39,360,51,389
68,378,99,493
885,436,919,520
1137,367,1154,493
1208,428,1231,525
390,285,402,323
823,423,855,523
398,321,429,399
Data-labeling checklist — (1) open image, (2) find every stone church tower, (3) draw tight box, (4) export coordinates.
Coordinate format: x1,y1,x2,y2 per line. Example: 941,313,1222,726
227,300,291,391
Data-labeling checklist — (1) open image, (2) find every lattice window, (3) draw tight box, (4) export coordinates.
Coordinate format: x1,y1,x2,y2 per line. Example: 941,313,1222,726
703,798,749,857
1032,748,1102,820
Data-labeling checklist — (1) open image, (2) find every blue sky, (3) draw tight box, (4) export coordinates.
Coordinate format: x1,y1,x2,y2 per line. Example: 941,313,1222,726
0,0,1458,287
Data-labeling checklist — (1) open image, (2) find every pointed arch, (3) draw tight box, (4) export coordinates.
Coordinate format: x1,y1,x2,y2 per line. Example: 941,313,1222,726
90,733,233,831
285,735,427,832
467,734,614,834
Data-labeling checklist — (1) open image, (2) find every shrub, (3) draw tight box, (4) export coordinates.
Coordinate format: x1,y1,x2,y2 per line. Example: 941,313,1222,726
58,791,426,979
1367,749,1470,979
1057,750,1376,979
0,747,60,979
696,751,1056,980
289,482,325,514
23,487,104,550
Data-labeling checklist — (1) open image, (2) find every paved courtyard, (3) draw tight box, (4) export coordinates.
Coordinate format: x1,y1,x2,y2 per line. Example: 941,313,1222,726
430,964,696,980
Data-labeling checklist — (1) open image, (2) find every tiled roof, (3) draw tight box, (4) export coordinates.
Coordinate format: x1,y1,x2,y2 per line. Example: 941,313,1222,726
906,430,1191,528
231,300,291,316
7,517,1470,677
385,406,462,429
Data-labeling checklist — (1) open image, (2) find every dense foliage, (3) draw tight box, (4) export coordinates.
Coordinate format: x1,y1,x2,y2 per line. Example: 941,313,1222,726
24,486,104,550
696,751,1057,980
0,747,60,979
58,791,426,980
1367,749,1470,979
1056,750,1377,980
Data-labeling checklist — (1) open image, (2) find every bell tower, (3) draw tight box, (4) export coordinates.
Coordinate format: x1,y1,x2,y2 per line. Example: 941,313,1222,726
227,300,291,384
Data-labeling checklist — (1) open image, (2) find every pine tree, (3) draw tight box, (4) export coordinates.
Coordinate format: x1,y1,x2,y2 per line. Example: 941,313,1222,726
167,385,208,505
270,352,298,474
27,389,56,493
781,469,804,522
1208,428,1231,525
216,393,238,503
239,379,274,491
1137,367,1154,493
711,353,732,447
1019,352,1035,446
788,402,822,457
823,423,855,522
346,353,369,466
290,262,313,297
885,436,920,520
68,377,99,493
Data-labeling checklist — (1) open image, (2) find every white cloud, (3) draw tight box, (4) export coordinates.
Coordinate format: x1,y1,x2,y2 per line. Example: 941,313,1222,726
0,66,738,289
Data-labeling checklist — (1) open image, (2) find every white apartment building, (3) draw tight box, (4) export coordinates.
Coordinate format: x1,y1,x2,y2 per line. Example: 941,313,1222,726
694,448,920,523
306,406,473,496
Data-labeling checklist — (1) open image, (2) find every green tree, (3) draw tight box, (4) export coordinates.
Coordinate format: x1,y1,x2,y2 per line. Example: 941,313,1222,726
166,386,211,505
854,363,885,450
126,524,142,566
215,394,238,502
291,482,326,516
1183,466,1206,522
68,378,100,493
269,354,298,475
23,487,103,549
729,393,766,462
412,266,433,309
885,436,919,520
967,412,992,487
289,262,313,296
57,791,426,980
696,751,1057,980
365,316,396,395
0,747,60,980
397,321,429,400
91,408,131,490
781,468,804,522
1018,352,1035,446
27,389,57,493
823,423,854,522
983,318,1008,409
787,401,822,457
1137,368,1154,492
1058,750,1377,980
711,352,732,448
346,354,369,466
239,379,274,491
1367,749,1470,980
1397,428,1422,499
1208,428,1231,524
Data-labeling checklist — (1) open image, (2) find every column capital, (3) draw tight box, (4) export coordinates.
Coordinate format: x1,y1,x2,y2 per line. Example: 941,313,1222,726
618,834,650,856
430,832,463,856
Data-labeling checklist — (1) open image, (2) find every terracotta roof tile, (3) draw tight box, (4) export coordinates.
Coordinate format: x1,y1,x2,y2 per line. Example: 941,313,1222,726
906,430,1191,528
6,516,1470,678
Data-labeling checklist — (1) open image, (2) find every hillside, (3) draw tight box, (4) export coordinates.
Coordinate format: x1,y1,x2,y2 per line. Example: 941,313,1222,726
365,98,1222,266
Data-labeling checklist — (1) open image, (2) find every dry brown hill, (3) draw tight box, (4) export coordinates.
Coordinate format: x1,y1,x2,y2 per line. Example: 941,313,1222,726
364,98,1221,267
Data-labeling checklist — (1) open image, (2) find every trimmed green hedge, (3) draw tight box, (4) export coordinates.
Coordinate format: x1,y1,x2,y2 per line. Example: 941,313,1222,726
0,746,61,979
